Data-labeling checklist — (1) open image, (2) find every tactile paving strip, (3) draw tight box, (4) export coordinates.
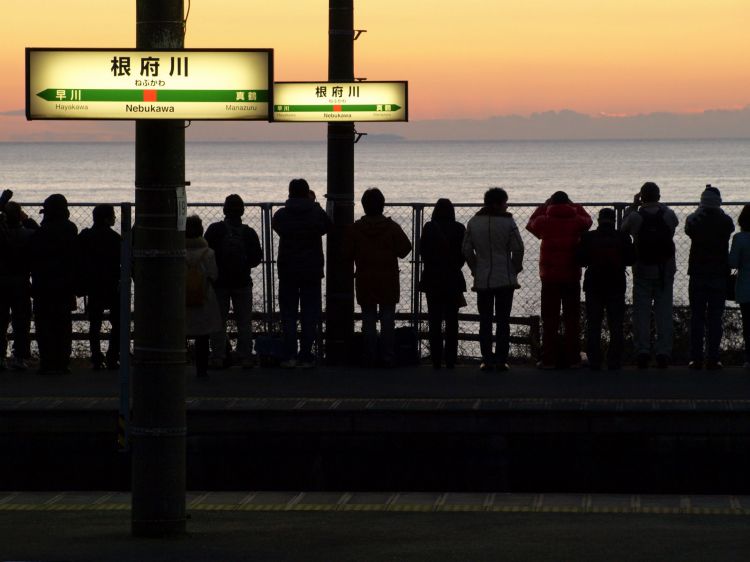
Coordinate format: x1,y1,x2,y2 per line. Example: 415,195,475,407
0,492,747,515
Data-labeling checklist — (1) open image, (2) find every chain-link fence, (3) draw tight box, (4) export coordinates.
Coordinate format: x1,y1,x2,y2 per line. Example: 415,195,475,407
13,200,750,364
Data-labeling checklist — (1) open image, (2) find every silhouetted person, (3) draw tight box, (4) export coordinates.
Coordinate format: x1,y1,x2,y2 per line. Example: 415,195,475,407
577,208,635,370
0,201,33,370
343,188,412,367
0,189,39,231
420,198,467,369
685,186,735,370
463,188,524,372
205,194,263,369
77,204,121,370
527,191,592,369
185,215,222,378
729,205,750,369
621,182,679,369
29,194,78,374
272,179,332,368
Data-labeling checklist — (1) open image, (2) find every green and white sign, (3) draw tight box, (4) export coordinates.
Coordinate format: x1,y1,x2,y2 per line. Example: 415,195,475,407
273,81,407,122
26,48,273,120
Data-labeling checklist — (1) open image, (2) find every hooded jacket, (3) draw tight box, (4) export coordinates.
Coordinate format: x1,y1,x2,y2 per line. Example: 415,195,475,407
685,202,735,277
29,215,79,296
185,237,222,336
577,222,635,294
419,217,467,296
526,202,592,283
204,218,263,289
272,198,332,281
342,214,412,305
462,208,524,291
729,232,750,304
76,224,121,297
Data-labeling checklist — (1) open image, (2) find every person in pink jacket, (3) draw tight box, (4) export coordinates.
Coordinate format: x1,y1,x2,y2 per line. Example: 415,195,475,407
526,191,592,368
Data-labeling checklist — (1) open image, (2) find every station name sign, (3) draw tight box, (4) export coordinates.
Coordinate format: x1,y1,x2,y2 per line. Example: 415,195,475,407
26,48,273,121
273,81,407,122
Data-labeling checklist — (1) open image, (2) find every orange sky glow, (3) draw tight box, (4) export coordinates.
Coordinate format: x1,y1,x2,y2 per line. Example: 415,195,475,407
1,0,749,120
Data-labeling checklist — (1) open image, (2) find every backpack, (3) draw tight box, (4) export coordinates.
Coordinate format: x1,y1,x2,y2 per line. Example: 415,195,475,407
636,208,674,265
218,224,249,286
185,249,208,306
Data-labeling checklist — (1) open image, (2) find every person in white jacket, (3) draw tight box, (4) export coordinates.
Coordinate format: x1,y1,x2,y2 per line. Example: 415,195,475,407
185,215,222,378
462,188,524,372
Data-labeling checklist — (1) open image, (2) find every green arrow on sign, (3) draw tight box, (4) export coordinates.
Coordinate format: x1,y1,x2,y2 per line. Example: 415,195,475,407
275,104,402,112
36,89,269,103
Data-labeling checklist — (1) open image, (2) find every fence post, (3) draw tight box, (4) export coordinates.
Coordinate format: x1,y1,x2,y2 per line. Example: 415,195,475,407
411,204,424,331
261,204,275,333
615,202,626,230
118,203,132,452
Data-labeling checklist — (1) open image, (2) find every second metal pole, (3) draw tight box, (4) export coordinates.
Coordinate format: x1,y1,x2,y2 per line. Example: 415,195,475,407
325,0,356,364
131,0,187,537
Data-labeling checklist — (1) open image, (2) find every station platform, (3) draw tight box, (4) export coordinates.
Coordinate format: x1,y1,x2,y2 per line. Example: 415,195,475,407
2,500,748,562
2,363,750,493
2,361,750,401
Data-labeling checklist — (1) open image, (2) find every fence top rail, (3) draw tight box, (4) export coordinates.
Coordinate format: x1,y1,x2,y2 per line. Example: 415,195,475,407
16,201,750,208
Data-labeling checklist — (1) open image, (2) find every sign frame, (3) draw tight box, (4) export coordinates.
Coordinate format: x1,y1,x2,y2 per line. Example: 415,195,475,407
272,80,408,123
26,47,274,121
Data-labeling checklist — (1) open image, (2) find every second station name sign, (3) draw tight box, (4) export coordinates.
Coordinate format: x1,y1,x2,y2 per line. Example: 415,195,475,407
26,48,273,120
273,81,407,122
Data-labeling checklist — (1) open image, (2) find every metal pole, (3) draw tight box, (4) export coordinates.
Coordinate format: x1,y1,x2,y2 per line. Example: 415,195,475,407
118,203,132,452
132,0,187,537
411,204,423,329
262,203,275,333
325,0,355,364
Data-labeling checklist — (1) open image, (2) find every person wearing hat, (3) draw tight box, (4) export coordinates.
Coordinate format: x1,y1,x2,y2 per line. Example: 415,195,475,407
577,207,635,370
204,194,263,370
29,194,79,374
684,185,735,370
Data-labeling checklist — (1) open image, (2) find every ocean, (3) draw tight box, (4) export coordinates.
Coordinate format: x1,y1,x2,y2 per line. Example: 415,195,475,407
1,139,748,205
2,139,748,356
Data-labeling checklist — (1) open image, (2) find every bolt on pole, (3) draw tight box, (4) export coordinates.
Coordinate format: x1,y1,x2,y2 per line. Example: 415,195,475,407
132,0,187,537
326,0,356,364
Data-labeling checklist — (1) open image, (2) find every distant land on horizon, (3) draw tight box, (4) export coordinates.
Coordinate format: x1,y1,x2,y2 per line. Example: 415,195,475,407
1,105,749,142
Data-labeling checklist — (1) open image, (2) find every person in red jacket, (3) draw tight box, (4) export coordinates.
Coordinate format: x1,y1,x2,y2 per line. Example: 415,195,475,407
526,191,592,368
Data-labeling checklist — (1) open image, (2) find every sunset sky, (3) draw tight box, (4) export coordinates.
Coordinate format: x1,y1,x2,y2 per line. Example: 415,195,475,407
1,0,748,126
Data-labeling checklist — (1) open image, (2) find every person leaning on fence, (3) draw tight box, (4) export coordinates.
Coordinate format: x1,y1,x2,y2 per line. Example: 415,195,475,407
684,186,735,370
343,187,412,368
577,207,635,371
185,215,222,378
526,191,592,369
0,201,34,371
272,178,333,369
463,188,524,372
621,182,679,369
29,194,79,375
205,194,263,370
729,205,750,369
419,198,467,370
76,204,122,371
